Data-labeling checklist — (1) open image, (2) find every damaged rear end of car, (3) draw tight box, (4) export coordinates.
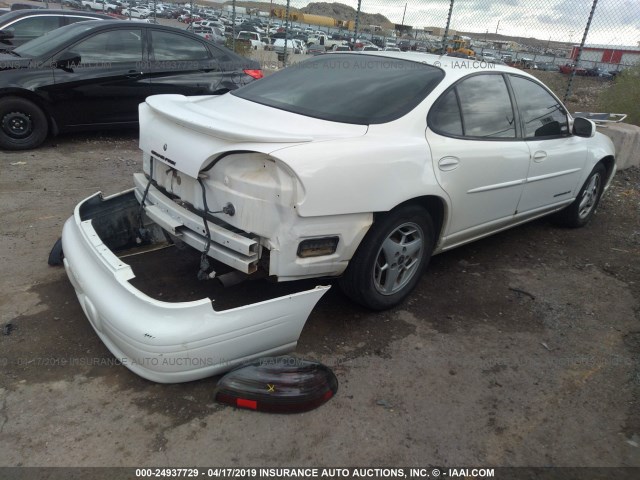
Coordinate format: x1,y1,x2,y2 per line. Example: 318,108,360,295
62,190,330,383
60,95,367,383
60,92,371,383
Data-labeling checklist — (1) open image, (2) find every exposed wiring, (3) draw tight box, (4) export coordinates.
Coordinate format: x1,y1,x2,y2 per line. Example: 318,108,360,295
197,176,215,280
136,156,154,244
196,177,237,280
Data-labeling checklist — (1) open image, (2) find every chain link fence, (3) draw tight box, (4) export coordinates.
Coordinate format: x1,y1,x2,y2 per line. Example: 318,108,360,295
31,0,639,107
221,0,638,105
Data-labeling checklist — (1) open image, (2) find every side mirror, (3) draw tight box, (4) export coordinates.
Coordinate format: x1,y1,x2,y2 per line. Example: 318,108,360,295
54,52,81,70
572,116,596,138
0,29,15,41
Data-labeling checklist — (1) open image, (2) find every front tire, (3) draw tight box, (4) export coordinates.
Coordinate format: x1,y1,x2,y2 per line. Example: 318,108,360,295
552,163,606,228
339,205,434,310
0,97,48,151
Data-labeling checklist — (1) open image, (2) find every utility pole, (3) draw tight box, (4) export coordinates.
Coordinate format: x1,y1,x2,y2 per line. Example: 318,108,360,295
354,0,361,42
401,3,407,27
565,0,599,101
283,0,290,66
440,0,454,55
231,0,236,52
495,19,500,34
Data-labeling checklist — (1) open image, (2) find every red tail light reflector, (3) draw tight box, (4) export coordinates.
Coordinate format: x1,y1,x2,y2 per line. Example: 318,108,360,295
243,69,264,79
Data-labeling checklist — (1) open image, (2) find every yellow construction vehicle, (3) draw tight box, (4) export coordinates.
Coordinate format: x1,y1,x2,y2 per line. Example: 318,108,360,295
446,35,475,56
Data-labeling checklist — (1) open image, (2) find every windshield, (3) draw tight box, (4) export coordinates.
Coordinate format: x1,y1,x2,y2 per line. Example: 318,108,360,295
14,22,99,58
232,54,444,124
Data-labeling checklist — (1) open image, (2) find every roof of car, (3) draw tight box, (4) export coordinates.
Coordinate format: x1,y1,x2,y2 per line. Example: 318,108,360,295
0,9,113,22
347,51,537,81
46,19,243,41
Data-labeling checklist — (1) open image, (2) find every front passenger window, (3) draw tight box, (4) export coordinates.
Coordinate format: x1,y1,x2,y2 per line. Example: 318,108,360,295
509,75,569,138
66,29,143,64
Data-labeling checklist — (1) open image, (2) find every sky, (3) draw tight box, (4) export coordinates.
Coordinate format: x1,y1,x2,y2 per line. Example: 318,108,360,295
240,0,640,46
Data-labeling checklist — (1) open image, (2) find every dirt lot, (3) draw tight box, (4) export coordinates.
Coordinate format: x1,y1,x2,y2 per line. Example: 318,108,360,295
0,129,639,470
0,2,639,469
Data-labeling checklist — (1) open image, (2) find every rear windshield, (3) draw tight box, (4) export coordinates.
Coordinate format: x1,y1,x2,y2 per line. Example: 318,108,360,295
232,54,444,124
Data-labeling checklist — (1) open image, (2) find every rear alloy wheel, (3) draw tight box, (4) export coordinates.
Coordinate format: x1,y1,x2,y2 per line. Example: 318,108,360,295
340,205,434,310
552,163,606,228
0,97,48,151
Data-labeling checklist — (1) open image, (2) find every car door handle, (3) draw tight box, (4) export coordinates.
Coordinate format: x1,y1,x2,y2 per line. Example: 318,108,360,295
532,151,547,162
126,71,144,78
438,156,460,171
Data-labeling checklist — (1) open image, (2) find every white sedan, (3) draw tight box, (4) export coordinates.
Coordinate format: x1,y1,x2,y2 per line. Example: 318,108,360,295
61,52,616,382
122,7,148,18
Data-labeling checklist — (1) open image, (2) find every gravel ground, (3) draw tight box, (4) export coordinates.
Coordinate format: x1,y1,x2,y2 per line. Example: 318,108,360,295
0,2,639,471
0,131,639,470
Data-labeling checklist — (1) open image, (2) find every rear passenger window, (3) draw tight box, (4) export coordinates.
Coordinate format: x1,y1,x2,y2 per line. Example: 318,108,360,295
456,74,516,138
430,89,463,136
429,74,517,139
151,31,210,61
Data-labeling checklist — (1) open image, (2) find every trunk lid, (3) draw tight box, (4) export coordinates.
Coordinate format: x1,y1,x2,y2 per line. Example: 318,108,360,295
140,93,367,178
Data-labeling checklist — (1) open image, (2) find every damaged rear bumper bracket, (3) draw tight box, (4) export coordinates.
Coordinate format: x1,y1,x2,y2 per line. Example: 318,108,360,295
133,172,259,274
61,188,330,383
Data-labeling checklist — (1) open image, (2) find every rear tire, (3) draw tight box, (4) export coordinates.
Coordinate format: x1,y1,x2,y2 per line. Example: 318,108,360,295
551,163,606,228
0,96,48,151
339,205,434,310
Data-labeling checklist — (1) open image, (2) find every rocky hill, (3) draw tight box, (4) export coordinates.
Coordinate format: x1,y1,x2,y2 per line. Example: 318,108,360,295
221,1,393,29
301,2,393,29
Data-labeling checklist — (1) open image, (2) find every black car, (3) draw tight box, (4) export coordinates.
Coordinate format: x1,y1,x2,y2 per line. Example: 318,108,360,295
586,66,613,79
0,21,262,150
0,9,113,50
397,40,411,51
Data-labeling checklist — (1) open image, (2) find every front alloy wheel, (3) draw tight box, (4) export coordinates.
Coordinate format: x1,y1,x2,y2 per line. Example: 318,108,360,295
552,163,606,228
578,171,601,220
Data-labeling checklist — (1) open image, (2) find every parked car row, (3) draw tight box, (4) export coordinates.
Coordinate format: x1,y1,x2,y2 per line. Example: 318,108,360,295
559,63,617,78
0,8,113,49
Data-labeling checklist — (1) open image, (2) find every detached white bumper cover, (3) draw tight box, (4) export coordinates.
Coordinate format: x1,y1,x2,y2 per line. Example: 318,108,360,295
61,190,329,383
